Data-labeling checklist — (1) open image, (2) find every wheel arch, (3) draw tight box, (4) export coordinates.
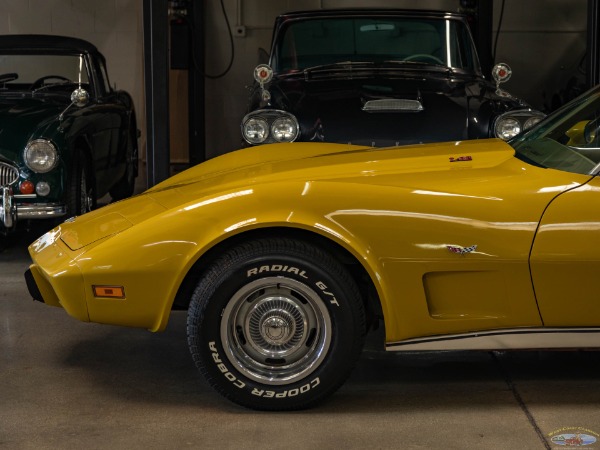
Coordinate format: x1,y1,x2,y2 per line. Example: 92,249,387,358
172,226,385,336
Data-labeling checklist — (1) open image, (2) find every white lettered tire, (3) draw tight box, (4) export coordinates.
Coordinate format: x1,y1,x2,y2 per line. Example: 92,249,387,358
187,238,366,410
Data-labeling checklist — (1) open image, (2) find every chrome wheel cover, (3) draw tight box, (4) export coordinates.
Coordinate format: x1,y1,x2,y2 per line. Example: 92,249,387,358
220,276,331,385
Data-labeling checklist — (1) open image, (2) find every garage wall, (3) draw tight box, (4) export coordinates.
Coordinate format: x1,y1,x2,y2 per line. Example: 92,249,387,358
492,0,587,111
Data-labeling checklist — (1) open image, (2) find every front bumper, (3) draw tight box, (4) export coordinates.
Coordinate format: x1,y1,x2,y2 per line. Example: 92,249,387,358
0,186,66,228
25,230,90,321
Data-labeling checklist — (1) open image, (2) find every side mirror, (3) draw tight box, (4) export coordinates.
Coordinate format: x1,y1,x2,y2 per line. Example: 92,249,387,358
59,87,90,122
584,118,600,145
565,121,589,147
253,64,273,103
565,120,600,147
71,87,89,107
492,63,512,89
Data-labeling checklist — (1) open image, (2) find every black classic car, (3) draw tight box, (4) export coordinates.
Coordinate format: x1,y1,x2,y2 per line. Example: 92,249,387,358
0,35,138,233
241,9,544,147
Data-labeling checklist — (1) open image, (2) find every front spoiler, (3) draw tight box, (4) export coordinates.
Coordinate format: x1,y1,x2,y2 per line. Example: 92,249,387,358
24,268,44,303
24,266,62,308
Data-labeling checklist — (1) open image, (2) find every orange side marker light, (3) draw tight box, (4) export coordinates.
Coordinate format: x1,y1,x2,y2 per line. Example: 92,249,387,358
93,285,126,299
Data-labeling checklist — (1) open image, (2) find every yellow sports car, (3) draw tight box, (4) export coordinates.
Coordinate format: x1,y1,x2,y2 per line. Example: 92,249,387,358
25,85,600,410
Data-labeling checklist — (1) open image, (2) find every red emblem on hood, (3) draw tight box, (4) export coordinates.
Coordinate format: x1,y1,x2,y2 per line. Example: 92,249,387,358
449,156,473,162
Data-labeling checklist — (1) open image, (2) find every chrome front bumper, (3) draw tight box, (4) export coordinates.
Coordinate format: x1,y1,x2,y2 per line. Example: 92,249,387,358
0,186,66,228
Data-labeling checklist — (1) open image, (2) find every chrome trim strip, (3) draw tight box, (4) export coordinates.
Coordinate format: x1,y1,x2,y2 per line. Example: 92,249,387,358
14,194,36,199
386,328,600,352
16,203,66,219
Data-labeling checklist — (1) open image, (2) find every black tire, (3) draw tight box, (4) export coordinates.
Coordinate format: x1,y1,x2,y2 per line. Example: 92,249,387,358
187,238,366,410
110,129,138,201
66,152,94,217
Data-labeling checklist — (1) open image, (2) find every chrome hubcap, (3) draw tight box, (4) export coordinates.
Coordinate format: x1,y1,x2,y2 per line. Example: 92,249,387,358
260,315,291,345
221,276,331,385
249,297,305,353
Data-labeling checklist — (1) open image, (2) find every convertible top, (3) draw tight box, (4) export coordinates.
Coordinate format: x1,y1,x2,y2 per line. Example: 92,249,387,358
0,34,100,56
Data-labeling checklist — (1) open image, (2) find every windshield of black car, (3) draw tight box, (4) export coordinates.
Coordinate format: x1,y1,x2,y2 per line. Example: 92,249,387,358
273,17,478,73
0,53,89,91
510,88,600,175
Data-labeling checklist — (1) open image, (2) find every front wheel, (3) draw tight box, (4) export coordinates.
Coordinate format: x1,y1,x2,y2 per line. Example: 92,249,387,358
187,238,366,410
110,128,138,201
66,152,94,217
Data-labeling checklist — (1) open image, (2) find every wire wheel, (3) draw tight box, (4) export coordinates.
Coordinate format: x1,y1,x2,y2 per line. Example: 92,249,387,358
79,167,92,213
67,152,94,216
220,276,331,386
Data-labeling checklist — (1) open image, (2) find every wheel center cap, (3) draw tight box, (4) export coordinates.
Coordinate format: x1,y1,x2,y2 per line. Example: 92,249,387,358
262,316,290,344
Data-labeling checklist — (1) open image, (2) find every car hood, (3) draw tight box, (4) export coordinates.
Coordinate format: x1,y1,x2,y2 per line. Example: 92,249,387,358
55,138,575,251
265,72,523,145
0,96,65,161
147,139,515,208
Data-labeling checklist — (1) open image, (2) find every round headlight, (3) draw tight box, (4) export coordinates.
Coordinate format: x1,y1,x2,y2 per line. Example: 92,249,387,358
524,116,542,130
271,117,299,142
243,118,269,144
24,139,58,173
494,117,521,141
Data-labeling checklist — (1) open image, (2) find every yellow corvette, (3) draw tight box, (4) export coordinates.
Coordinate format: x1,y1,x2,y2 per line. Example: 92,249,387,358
26,85,600,410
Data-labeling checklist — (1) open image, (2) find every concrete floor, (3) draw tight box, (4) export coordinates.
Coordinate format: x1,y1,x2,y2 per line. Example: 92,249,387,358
2,226,600,450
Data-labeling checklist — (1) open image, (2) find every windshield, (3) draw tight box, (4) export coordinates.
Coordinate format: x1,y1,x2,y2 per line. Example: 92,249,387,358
0,53,89,90
272,16,479,73
510,86,600,175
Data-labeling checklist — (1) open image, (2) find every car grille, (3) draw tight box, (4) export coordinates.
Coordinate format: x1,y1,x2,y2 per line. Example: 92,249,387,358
0,161,19,187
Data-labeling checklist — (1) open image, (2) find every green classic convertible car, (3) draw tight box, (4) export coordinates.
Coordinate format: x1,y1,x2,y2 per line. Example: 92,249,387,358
0,35,138,233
